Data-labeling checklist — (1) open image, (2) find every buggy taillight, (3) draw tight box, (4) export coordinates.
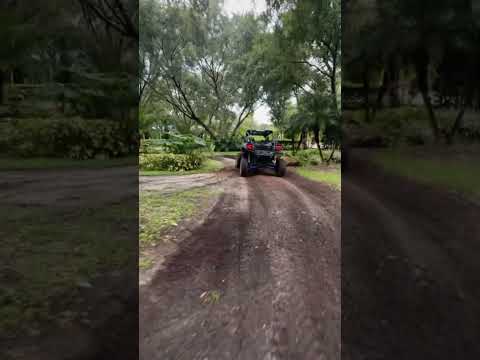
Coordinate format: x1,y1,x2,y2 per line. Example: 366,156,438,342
246,143,254,151
275,143,283,152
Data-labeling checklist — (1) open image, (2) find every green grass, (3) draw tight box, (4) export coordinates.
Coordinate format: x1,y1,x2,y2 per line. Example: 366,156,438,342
212,151,239,157
140,187,221,247
0,156,137,170
0,203,136,336
296,166,341,190
139,158,224,176
139,257,154,270
372,150,480,196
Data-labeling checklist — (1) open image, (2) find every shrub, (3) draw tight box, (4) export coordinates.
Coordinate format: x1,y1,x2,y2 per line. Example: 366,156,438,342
139,152,204,171
141,134,207,154
213,138,241,152
287,149,321,166
0,117,130,159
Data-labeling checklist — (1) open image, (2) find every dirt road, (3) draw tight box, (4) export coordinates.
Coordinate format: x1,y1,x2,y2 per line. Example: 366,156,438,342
342,155,480,359
139,158,234,194
140,164,341,359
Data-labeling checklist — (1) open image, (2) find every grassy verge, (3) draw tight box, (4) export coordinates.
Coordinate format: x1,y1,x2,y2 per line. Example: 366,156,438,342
139,158,224,176
0,203,136,337
284,149,341,166
213,151,239,157
140,187,221,248
0,156,137,170
296,166,341,190
372,150,480,197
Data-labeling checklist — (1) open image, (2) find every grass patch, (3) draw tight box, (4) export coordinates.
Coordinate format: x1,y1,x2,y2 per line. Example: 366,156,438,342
140,187,220,247
139,257,154,270
0,203,136,336
284,149,341,166
297,166,341,189
372,150,480,196
139,158,224,176
213,151,239,157
200,290,222,304
0,156,137,170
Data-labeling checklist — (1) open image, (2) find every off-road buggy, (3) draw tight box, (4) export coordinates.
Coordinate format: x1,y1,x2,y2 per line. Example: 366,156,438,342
236,130,287,177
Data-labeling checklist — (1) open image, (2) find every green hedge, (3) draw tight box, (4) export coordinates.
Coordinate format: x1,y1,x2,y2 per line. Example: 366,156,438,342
139,152,204,172
285,149,321,166
0,117,131,159
140,134,207,154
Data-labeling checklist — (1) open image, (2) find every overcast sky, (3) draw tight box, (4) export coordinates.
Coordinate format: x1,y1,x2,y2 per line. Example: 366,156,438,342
223,0,267,16
222,0,271,125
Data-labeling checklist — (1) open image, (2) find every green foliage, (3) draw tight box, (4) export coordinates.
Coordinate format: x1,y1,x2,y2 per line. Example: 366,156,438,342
140,187,221,247
213,138,242,152
373,149,480,196
297,166,341,190
0,117,130,159
286,149,320,166
140,133,207,154
139,0,266,140
0,157,136,170
140,158,223,176
139,152,204,172
344,107,439,147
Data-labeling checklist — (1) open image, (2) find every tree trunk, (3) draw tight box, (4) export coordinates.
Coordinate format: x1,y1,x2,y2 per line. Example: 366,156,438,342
331,61,338,113
326,147,336,165
362,66,370,123
415,54,440,143
388,57,400,107
298,129,306,150
313,127,325,163
446,107,465,145
0,70,4,105
372,65,389,121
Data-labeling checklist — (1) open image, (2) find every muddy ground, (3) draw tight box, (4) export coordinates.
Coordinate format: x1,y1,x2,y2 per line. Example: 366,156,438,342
140,162,341,359
342,153,480,359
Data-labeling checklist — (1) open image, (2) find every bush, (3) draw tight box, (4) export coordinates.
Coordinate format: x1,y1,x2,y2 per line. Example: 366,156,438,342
213,138,241,152
344,107,435,147
139,152,204,171
140,134,207,155
286,149,321,166
0,117,130,159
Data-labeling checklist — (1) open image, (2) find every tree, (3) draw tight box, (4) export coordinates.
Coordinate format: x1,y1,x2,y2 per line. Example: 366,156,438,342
343,0,480,144
262,0,341,161
140,0,265,141
78,0,138,40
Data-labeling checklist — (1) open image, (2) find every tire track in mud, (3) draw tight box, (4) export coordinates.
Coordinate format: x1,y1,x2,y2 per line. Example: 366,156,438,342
248,176,340,360
140,169,340,360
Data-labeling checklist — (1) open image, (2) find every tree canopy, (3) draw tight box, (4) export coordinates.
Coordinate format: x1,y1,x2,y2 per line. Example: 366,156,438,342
140,0,341,157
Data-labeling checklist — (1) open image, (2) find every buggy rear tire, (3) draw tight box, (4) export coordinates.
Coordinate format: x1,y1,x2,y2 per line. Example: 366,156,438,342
236,156,241,169
240,157,249,177
275,159,287,177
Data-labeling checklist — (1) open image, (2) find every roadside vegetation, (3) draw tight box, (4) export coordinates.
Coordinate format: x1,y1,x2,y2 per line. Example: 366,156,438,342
139,187,222,269
0,156,137,171
139,0,341,174
0,203,136,337
140,158,223,177
372,148,480,197
1,2,137,165
343,0,480,198
297,166,341,190
0,1,140,343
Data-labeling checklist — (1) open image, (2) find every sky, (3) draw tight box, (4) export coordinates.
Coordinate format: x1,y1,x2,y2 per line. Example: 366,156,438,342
222,0,272,125
223,0,267,16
